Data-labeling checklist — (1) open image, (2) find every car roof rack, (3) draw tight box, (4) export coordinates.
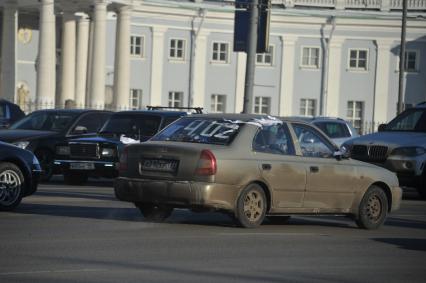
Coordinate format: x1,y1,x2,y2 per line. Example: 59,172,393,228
146,106,204,114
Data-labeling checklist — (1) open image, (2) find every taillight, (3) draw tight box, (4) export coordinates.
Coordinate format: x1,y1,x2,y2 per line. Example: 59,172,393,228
195,149,217,176
118,146,129,172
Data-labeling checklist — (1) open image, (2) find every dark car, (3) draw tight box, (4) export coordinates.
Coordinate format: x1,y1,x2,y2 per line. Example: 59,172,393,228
0,109,112,181
343,102,426,198
0,141,41,211
0,99,25,128
54,107,202,185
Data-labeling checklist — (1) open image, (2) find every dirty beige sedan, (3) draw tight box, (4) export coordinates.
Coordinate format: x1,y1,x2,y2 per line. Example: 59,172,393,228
114,114,402,229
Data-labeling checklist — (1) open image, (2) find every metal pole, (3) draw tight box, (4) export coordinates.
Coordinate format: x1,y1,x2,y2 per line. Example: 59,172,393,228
397,0,407,114
242,0,259,114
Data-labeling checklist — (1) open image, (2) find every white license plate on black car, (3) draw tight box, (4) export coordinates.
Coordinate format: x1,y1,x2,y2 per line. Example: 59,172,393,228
70,162,95,170
140,159,178,173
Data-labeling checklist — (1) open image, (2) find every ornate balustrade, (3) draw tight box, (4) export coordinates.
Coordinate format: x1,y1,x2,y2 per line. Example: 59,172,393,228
271,0,426,10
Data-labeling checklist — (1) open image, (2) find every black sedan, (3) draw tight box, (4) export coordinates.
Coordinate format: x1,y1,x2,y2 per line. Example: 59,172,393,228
0,141,41,211
0,99,25,128
0,109,111,181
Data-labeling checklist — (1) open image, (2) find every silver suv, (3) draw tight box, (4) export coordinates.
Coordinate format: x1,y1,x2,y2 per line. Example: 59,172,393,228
343,103,426,198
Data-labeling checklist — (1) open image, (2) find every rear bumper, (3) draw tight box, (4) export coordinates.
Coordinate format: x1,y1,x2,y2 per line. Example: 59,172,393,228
114,177,241,211
54,160,118,178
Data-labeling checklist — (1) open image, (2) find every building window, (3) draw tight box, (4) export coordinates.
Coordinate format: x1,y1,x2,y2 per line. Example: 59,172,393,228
256,46,274,65
349,49,368,70
404,50,419,72
300,99,316,116
254,96,271,114
301,47,320,68
347,101,363,134
169,39,185,60
168,91,183,107
130,36,144,57
211,94,226,113
212,42,229,63
129,89,142,110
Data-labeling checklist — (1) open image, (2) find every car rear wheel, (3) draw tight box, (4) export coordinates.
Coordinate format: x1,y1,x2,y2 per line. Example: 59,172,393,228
135,203,173,222
64,172,89,185
235,184,267,228
356,185,388,230
35,149,53,182
0,162,24,211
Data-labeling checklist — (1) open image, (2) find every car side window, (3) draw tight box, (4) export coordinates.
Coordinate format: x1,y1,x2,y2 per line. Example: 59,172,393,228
161,116,180,129
253,124,295,155
292,124,334,158
71,113,110,135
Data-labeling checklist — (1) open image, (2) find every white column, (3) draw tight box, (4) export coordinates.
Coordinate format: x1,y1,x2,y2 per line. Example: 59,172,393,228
149,26,167,106
59,10,76,107
192,31,209,109
373,39,393,125
113,5,131,110
0,0,17,102
36,0,56,109
89,0,107,109
234,52,247,113
85,19,95,107
280,35,297,116
75,14,90,108
325,37,344,117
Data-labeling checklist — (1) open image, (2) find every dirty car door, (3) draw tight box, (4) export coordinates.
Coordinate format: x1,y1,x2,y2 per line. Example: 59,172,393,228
253,123,307,209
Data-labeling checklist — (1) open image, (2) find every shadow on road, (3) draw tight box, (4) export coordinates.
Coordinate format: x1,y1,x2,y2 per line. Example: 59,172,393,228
372,238,426,252
384,217,426,230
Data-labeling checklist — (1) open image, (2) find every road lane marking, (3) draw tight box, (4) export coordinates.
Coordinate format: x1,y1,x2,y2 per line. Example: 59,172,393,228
0,268,107,276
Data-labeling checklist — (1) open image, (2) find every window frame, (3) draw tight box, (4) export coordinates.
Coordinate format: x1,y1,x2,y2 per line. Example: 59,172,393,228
130,35,145,58
299,98,317,117
211,41,230,64
210,94,227,113
169,38,186,61
168,91,184,108
256,45,275,66
397,49,420,73
300,46,321,69
254,96,271,115
346,100,364,135
347,48,369,71
129,89,143,110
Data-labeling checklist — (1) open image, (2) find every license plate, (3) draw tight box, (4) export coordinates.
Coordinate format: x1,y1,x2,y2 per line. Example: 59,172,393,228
140,159,178,173
70,162,95,170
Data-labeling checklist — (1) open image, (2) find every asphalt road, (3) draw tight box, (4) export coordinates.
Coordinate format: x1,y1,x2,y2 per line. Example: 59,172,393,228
1,179,425,283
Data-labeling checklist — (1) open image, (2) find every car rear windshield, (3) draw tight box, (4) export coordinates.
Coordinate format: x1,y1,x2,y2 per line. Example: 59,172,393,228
151,118,242,145
313,122,351,138
99,114,162,138
385,109,426,132
10,111,78,131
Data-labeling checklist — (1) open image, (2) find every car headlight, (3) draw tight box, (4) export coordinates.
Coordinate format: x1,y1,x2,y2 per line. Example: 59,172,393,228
101,148,115,157
56,145,70,155
13,141,30,149
390,146,426,157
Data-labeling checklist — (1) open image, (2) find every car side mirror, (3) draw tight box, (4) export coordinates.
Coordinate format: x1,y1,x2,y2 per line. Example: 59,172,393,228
333,149,350,160
72,125,88,135
378,124,387,132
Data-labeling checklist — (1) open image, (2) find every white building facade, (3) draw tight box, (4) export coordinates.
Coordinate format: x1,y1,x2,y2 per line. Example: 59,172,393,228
0,0,426,133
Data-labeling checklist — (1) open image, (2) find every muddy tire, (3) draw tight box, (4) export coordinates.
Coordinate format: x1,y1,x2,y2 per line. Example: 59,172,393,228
356,185,388,230
0,162,25,211
235,184,267,228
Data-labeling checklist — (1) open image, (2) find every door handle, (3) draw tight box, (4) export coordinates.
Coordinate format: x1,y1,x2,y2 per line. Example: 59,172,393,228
262,164,272,170
310,166,319,173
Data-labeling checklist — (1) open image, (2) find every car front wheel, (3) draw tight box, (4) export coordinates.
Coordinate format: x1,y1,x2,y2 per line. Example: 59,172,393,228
0,162,25,211
356,185,388,230
135,203,173,222
235,183,267,228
